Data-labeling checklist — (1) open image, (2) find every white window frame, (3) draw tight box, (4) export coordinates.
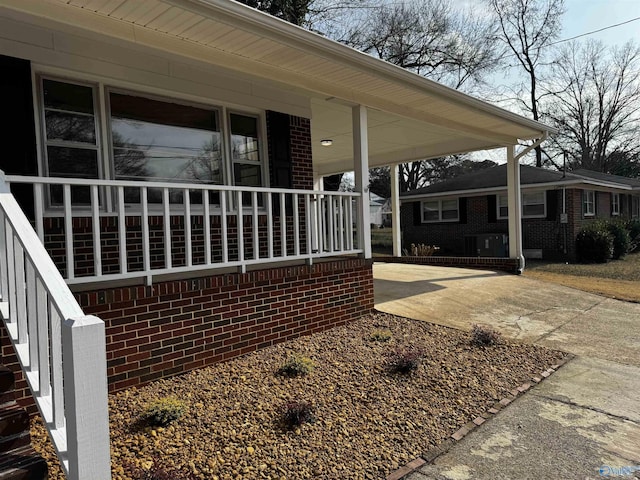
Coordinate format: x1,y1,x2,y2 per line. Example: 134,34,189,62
583,190,596,217
611,193,620,216
34,71,269,211
497,190,546,219
421,198,459,223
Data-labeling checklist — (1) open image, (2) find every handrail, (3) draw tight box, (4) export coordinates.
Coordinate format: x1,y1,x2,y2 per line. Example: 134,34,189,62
5,175,363,285
0,170,111,479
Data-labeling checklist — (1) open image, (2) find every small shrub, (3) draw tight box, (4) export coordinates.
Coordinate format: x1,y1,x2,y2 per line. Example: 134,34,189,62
369,329,393,342
143,397,186,427
277,354,315,377
626,219,640,252
471,324,501,346
606,220,631,260
410,243,439,257
384,346,424,374
279,400,314,429
576,224,613,263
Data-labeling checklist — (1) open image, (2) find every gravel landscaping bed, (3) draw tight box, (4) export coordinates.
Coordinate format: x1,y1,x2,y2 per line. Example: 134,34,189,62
32,311,568,480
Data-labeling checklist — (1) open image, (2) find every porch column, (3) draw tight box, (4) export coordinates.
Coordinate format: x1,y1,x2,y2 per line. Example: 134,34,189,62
353,105,372,259
390,164,402,257
506,145,524,272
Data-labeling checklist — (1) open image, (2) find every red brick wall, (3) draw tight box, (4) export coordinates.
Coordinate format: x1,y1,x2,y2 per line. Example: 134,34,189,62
1,258,373,409
401,193,565,260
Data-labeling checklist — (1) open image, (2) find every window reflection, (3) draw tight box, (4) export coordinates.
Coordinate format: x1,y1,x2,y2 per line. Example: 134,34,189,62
110,93,223,193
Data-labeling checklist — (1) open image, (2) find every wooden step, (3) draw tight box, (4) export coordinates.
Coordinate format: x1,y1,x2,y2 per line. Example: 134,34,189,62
0,368,13,396
0,446,48,480
0,406,28,444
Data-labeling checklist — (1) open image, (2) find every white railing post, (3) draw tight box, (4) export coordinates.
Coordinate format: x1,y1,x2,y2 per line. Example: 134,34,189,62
62,315,111,480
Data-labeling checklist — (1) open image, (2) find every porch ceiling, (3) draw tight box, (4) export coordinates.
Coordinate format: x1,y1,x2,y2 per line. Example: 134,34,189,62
3,0,556,175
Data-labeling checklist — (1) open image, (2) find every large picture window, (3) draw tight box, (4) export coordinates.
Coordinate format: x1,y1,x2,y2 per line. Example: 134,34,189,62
497,191,546,219
38,77,265,207
421,199,459,222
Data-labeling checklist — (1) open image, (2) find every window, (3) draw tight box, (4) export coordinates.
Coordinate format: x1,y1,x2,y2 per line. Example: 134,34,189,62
38,77,265,207
41,78,100,204
612,193,620,216
583,190,596,217
497,191,546,219
421,199,459,222
633,196,640,219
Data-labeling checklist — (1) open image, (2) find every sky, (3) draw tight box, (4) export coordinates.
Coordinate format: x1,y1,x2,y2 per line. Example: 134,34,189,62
561,0,640,46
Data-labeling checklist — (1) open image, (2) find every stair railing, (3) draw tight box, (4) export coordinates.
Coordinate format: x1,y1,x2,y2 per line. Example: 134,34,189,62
0,170,111,480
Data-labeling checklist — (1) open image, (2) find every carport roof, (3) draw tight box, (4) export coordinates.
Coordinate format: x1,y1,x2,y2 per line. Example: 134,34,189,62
401,165,639,199
3,0,556,173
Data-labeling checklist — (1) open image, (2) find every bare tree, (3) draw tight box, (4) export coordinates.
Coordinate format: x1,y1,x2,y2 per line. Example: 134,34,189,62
344,0,500,91
543,40,640,175
489,0,565,167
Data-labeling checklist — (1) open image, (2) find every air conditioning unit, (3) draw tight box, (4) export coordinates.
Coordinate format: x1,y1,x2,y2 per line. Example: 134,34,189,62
465,234,508,257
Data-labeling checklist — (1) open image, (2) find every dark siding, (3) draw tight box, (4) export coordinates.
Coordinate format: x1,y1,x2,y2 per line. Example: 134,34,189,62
487,195,497,223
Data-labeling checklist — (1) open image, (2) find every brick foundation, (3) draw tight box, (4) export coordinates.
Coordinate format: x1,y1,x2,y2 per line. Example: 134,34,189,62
2,258,373,409
375,256,519,273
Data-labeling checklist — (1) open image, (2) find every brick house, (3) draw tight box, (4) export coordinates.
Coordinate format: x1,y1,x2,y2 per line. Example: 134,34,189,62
401,165,640,262
0,0,558,475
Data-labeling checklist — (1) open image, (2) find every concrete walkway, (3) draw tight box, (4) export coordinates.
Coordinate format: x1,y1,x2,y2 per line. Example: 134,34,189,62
374,263,640,480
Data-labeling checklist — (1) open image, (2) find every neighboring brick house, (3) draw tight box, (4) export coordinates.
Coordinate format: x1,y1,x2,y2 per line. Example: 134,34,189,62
401,165,640,261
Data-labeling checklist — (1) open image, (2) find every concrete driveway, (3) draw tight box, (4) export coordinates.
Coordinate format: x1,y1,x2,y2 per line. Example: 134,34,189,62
374,263,640,480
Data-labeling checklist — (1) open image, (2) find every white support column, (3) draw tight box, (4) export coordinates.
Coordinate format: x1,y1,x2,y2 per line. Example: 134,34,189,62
506,145,525,273
390,164,402,257
353,105,372,259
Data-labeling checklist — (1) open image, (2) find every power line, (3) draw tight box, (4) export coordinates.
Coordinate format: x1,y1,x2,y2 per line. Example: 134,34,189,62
547,16,640,48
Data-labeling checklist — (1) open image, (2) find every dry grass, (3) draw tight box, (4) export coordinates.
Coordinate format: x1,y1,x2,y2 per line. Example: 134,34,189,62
524,253,640,303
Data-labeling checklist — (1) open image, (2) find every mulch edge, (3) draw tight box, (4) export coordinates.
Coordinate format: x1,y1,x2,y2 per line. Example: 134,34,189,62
385,353,575,480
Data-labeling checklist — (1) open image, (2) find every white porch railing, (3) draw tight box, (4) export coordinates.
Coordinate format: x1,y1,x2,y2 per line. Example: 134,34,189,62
6,175,362,285
0,172,111,479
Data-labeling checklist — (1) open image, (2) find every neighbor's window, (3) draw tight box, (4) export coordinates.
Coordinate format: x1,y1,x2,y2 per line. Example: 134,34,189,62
421,199,459,222
497,191,546,219
583,190,596,217
41,78,100,204
522,191,546,217
611,193,620,216
633,196,640,219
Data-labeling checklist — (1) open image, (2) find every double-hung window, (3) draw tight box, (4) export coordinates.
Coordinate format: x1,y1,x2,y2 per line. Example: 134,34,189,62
611,193,620,216
421,199,459,222
38,77,265,207
583,190,596,217
42,79,100,205
497,191,546,219
633,196,640,219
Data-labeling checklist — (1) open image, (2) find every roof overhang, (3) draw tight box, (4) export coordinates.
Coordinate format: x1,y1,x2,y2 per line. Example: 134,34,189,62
401,179,635,201
1,0,557,175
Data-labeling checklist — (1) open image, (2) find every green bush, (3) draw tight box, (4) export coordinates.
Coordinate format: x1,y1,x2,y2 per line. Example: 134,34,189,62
369,329,393,342
277,354,315,377
143,397,186,426
576,223,613,263
606,220,631,260
627,219,640,243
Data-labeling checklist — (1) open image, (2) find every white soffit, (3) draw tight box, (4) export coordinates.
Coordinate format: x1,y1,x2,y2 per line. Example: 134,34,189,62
2,0,556,174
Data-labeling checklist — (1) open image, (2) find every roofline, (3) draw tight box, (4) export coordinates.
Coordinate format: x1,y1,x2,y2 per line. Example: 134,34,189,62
176,0,557,137
400,178,634,200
